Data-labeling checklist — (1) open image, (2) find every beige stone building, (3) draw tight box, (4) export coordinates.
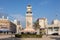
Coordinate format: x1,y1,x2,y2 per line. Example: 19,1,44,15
37,18,60,35
37,18,48,29
14,20,22,34
0,16,16,33
46,19,60,35
37,18,48,34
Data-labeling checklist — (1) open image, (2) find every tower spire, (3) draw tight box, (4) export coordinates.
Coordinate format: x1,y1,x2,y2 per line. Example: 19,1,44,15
26,4,32,14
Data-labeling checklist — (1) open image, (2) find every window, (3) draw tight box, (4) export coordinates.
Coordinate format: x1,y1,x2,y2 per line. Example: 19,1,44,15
48,27,53,31
0,25,8,29
1,27,7,29
54,27,59,31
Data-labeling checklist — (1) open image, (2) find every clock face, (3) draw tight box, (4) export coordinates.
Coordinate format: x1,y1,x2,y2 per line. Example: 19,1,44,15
28,8,31,11
28,9,31,11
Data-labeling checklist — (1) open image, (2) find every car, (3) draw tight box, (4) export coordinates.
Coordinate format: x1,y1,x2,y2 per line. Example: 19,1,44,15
51,33,59,35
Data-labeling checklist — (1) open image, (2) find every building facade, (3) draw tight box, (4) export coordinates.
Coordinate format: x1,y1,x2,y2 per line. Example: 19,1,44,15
37,18,48,34
0,16,16,33
37,18,48,28
14,20,22,34
47,19,60,35
37,18,60,35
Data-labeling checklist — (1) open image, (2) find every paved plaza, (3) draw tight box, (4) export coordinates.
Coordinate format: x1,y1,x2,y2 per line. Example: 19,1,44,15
0,34,60,40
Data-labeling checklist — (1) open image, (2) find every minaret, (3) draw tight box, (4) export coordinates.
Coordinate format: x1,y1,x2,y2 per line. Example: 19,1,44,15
26,4,33,29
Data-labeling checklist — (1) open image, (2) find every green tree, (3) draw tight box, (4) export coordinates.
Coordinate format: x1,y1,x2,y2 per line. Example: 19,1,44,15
33,21,41,35
33,21,40,30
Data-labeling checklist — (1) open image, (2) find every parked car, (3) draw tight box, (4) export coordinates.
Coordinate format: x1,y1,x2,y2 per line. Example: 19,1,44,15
51,33,59,35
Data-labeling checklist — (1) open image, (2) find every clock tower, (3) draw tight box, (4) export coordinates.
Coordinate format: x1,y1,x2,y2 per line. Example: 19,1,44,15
26,4,32,29
21,4,35,33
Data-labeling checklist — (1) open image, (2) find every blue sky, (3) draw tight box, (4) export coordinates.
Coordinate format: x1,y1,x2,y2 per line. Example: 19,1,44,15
0,0,60,28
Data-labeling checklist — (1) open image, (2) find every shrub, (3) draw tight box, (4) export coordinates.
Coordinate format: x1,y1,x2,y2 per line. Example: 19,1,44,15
15,34,21,38
15,34,42,38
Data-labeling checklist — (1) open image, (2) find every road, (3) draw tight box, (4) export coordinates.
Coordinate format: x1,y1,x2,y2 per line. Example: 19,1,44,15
0,34,60,40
